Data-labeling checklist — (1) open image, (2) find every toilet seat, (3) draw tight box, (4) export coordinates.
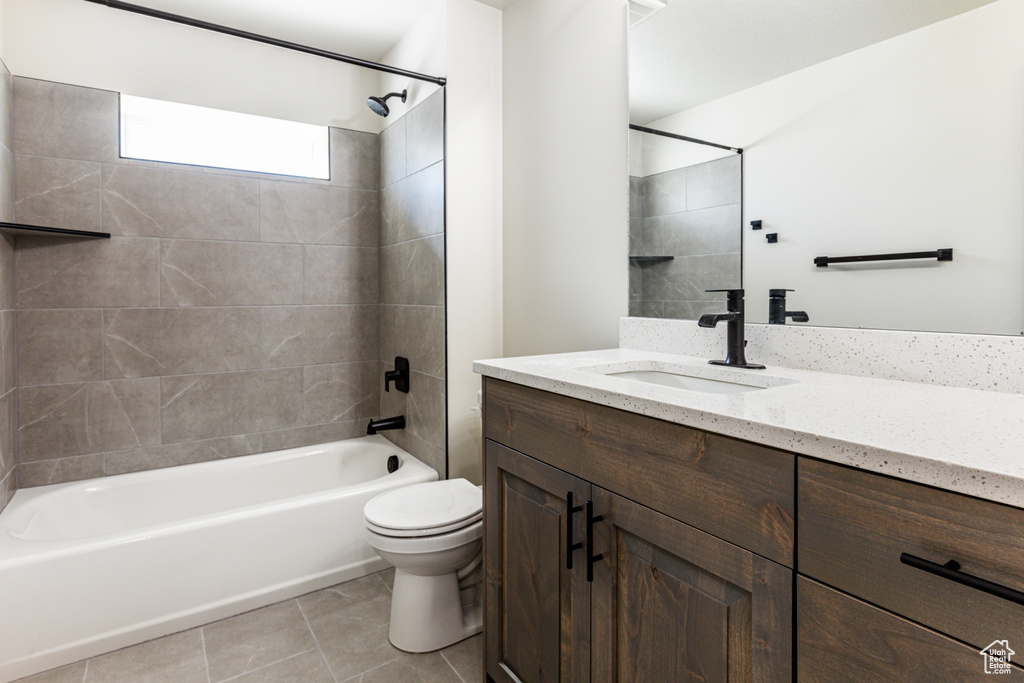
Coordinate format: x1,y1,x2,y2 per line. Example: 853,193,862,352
364,479,482,538
365,512,482,538
366,519,483,554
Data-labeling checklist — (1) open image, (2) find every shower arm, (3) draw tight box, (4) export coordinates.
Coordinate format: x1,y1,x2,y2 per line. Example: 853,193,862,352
82,0,447,87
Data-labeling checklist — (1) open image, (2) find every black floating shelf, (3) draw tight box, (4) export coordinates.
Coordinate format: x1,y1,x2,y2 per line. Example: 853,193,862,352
814,249,952,268
629,256,675,264
0,221,110,239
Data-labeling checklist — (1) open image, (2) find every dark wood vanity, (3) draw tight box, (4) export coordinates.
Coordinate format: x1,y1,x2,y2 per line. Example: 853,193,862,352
481,377,1024,681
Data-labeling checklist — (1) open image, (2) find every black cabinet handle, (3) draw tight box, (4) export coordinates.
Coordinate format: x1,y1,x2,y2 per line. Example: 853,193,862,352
900,553,1024,607
586,500,604,583
566,492,583,570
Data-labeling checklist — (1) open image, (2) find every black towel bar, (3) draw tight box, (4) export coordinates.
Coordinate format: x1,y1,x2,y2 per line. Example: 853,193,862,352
815,249,952,267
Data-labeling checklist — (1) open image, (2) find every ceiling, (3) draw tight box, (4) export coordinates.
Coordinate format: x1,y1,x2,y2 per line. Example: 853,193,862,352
90,0,999,125
118,0,440,61
629,0,1000,124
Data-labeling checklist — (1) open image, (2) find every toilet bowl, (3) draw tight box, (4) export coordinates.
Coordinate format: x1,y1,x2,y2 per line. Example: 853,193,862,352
363,478,483,652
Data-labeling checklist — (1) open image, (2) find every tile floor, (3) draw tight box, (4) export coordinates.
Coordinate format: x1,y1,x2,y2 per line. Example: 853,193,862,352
16,569,482,683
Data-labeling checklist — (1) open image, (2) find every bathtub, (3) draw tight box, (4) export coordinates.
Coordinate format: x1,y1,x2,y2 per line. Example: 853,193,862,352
0,435,437,682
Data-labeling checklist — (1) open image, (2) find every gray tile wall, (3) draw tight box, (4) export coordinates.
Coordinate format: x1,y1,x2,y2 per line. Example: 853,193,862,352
628,176,643,317
0,60,15,512
629,155,742,319
376,90,446,476
11,77,391,486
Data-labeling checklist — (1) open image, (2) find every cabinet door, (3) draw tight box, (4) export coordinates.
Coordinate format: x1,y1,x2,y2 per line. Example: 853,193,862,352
590,487,792,683
797,576,1023,680
484,440,591,683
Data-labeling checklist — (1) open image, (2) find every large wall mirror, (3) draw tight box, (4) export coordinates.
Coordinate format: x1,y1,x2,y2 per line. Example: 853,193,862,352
628,0,1024,336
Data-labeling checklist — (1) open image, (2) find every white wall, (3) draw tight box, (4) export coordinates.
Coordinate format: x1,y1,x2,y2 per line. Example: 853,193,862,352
445,0,502,484
3,0,382,131
630,128,737,178
0,2,7,63
502,0,629,356
379,0,447,122
648,0,1024,335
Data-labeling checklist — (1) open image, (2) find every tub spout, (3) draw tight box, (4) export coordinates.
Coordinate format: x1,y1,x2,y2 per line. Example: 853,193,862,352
367,415,405,435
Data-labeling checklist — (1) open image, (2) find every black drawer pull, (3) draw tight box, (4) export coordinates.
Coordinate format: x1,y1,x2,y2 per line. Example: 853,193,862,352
586,500,604,583
566,492,583,570
900,553,1024,607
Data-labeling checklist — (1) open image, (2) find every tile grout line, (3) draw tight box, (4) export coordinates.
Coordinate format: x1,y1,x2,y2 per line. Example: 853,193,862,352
439,649,467,683
295,598,340,683
338,654,407,683
16,302,380,312
200,628,212,683
217,648,320,683
17,357,381,390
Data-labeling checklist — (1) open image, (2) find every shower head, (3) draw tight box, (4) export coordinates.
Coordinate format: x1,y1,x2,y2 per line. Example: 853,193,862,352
367,89,407,117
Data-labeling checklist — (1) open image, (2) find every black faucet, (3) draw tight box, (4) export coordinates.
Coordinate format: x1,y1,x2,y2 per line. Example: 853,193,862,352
768,289,809,325
367,416,405,435
697,289,765,369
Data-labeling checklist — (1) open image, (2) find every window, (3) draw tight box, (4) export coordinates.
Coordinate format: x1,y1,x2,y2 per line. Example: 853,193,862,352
119,94,330,179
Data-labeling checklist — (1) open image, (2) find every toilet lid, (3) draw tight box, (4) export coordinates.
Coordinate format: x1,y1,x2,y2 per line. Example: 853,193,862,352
364,479,482,532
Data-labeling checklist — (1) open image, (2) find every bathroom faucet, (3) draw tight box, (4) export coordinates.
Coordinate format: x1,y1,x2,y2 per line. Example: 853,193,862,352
768,289,809,325
697,289,765,369
367,416,406,435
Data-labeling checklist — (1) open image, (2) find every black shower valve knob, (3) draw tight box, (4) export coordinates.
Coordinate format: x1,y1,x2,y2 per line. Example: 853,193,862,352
384,356,410,393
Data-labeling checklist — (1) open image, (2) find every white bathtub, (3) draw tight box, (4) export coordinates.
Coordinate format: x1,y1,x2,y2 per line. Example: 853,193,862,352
0,435,437,682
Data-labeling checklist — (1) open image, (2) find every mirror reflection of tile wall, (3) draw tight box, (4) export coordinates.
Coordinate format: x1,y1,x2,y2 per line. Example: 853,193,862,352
629,154,741,319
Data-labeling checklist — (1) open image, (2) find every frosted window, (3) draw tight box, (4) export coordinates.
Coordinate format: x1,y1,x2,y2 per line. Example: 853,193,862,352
120,94,330,179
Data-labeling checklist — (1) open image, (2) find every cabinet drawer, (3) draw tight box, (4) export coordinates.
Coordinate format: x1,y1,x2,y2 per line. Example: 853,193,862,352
799,457,1024,649
483,378,795,566
797,577,1022,680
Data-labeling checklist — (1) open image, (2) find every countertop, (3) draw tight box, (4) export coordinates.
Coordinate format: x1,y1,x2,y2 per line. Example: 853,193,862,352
474,348,1024,509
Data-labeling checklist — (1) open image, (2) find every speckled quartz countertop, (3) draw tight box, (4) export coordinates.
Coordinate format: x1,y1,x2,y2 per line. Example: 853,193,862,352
473,348,1024,509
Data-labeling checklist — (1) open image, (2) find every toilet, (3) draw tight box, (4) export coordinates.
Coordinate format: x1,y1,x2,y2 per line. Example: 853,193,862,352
363,478,484,652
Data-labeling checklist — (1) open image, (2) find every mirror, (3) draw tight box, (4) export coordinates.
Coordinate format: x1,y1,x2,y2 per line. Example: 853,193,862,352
628,127,742,319
627,0,1023,336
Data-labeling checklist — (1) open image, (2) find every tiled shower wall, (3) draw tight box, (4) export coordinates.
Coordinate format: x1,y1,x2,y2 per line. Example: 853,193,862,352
377,92,446,475
628,154,741,319
9,77,447,487
0,61,14,512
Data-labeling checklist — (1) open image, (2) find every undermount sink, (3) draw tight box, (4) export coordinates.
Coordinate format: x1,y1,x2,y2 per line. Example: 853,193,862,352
607,369,765,394
583,360,798,395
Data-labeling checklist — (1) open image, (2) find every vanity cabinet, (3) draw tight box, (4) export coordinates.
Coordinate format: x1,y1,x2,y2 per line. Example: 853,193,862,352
480,373,1024,681
798,456,1024,678
483,378,794,682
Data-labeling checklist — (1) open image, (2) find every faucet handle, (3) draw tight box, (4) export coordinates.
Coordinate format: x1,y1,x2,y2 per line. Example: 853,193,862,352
769,289,794,297
705,288,744,295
